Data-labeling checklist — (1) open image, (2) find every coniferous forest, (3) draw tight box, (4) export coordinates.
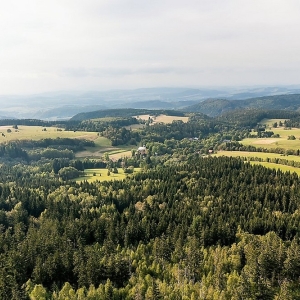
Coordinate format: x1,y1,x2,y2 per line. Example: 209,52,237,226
1,109,300,299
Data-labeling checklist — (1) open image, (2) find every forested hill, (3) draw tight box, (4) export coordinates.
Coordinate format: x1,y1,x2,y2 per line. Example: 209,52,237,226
70,108,186,121
183,93,300,116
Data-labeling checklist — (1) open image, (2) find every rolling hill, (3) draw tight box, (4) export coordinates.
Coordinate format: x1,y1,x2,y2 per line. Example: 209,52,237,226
183,94,300,116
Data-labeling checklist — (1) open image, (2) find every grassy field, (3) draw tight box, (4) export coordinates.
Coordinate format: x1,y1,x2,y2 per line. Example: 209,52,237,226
109,150,133,160
124,124,146,131
215,151,300,162
260,118,288,127
76,168,141,182
215,151,300,175
0,125,100,143
242,127,300,150
136,114,189,124
250,161,300,175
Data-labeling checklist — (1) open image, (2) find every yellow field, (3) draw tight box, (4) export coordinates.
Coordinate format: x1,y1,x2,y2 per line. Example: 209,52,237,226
109,150,133,160
0,125,100,143
76,168,141,182
215,151,300,162
214,151,300,175
250,161,300,175
136,114,189,124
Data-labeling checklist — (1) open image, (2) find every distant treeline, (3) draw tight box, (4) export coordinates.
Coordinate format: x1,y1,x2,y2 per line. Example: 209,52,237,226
184,93,300,116
65,117,139,132
70,108,186,121
0,118,71,127
219,141,300,156
16,137,94,150
218,109,300,127
0,138,95,162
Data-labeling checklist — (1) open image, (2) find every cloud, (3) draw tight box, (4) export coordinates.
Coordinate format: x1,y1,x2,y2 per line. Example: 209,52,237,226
0,0,300,94
60,65,200,78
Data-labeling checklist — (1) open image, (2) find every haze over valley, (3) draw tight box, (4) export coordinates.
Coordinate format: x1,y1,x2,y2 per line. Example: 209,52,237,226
2,85,300,120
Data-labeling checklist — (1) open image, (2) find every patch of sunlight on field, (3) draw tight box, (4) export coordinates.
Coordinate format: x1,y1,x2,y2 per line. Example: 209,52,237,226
250,161,300,175
124,124,146,130
93,136,112,147
242,127,300,150
215,151,300,162
0,125,99,143
154,115,189,123
109,150,133,160
260,119,288,127
241,119,300,150
136,114,189,124
76,168,141,182
242,136,300,150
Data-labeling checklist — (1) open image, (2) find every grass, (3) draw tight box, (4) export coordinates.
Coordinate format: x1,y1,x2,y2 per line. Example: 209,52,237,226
214,151,300,175
93,137,112,147
215,151,300,162
0,125,100,143
109,150,133,160
136,114,189,124
124,124,146,131
242,127,300,150
250,161,300,175
259,118,288,127
76,168,141,183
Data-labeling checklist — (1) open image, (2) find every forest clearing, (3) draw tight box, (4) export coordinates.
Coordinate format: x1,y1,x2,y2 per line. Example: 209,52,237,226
75,167,141,182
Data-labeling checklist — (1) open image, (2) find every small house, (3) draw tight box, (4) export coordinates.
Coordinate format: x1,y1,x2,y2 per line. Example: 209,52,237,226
137,146,147,155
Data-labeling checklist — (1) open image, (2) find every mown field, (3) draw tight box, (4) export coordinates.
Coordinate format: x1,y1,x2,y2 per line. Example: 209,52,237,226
259,118,288,127
0,125,100,143
250,161,300,175
76,167,141,182
136,114,189,124
215,151,300,175
215,151,300,162
75,145,133,159
242,127,300,150
109,150,133,160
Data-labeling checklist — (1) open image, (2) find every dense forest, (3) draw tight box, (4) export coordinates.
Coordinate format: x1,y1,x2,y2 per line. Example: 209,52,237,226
1,107,300,299
184,94,300,117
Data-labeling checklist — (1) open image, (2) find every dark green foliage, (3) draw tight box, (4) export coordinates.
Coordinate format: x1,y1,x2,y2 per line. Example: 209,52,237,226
0,156,300,298
2,109,300,298
184,94,300,117
58,166,80,180
70,108,185,121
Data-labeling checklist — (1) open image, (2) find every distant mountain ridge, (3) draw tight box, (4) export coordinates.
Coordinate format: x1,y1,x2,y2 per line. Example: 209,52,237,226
1,86,300,119
183,94,300,117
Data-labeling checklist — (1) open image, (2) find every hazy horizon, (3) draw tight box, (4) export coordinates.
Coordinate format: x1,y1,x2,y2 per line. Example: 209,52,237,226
1,0,300,95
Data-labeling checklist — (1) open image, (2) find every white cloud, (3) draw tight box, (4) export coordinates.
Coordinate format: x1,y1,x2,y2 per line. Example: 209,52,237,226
0,0,300,94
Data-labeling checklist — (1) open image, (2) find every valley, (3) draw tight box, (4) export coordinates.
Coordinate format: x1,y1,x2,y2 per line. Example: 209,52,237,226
1,105,300,298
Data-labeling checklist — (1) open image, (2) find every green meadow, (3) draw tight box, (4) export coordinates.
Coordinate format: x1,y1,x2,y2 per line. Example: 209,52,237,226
215,151,300,175
76,168,141,183
215,151,300,162
259,118,288,127
242,126,300,150
250,161,300,175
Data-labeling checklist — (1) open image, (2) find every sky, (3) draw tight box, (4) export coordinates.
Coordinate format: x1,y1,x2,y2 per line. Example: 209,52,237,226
0,0,300,95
